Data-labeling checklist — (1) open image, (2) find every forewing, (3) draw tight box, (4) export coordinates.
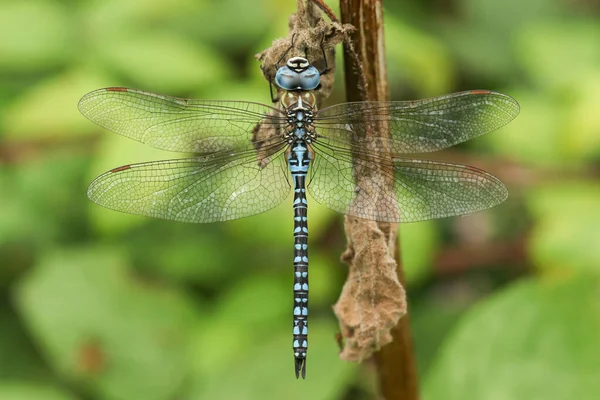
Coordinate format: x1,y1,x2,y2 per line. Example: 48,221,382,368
87,147,291,223
314,90,519,155
78,87,287,153
308,142,507,223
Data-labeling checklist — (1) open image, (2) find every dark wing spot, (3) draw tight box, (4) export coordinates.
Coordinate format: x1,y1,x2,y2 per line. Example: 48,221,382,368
110,165,132,173
465,165,485,173
105,87,128,92
470,89,492,95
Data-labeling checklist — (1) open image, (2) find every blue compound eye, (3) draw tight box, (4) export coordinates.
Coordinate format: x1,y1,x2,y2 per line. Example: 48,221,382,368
299,66,320,90
275,66,300,90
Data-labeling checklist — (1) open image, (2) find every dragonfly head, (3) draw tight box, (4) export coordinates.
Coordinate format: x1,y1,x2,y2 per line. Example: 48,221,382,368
275,57,321,91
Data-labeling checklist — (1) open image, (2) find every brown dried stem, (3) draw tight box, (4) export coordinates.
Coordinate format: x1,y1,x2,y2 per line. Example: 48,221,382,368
307,0,340,23
337,1,419,399
256,1,353,105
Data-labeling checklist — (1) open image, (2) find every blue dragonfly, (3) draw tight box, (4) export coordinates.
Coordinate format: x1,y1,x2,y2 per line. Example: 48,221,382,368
79,56,519,378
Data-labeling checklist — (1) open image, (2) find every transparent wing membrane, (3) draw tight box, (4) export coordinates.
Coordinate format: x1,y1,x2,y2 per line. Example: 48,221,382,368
308,142,508,223
87,146,290,223
314,90,519,155
81,88,517,224
78,87,287,153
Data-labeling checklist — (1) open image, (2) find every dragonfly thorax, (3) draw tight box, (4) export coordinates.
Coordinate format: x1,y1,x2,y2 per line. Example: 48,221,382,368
282,91,317,144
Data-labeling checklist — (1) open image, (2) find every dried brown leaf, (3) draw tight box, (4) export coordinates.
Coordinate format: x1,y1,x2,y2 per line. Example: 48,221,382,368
255,0,354,104
334,218,406,362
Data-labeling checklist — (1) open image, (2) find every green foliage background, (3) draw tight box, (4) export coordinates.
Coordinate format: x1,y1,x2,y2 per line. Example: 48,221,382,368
1,0,599,399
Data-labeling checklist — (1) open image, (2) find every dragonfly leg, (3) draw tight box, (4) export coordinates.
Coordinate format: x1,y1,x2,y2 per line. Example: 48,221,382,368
318,32,330,75
269,34,298,102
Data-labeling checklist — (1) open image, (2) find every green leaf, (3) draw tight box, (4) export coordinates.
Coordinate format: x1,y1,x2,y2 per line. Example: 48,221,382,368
410,297,470,377
188,274,288,378
14,247,199,400
0,383,77,400
96,32,229,93
201,80,272,106
424,275,600,400
483,90,568,167
0,306,48,380
484,81,600,164
564,77,600,161
129,224,239,285
385,16,454,97
527,183,600,274
1,69,114,140
399,220,439,284
222,200,292,246
0,1,70,72
187,321,357,400
516,21,600,91
0,156,89,246
215,274,289,328
81,0,193,31
181,0,280,51
441,0,563,80
223,195,334,250
307,250,345,307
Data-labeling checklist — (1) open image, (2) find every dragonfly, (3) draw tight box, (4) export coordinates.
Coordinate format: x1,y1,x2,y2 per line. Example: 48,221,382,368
79,56,519,379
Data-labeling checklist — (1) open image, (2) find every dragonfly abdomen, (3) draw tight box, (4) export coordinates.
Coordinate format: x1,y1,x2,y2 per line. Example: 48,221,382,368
288,139,310,379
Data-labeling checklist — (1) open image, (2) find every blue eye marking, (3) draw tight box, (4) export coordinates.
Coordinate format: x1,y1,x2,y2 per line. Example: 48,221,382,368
274,57,321,91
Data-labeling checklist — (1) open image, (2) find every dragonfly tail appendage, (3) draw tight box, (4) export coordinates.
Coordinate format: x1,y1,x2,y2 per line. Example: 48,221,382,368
294,356,307,379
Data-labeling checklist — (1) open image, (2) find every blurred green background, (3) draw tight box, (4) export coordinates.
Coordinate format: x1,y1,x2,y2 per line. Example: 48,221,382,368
1,0,599,399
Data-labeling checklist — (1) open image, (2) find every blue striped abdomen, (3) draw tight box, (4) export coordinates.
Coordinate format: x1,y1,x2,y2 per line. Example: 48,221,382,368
288,139,310,378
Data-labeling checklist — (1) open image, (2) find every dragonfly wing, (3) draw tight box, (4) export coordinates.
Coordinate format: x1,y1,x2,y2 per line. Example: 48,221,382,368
87,146,291,223
308,142,507,223
78,87,287,153
314,90,519,155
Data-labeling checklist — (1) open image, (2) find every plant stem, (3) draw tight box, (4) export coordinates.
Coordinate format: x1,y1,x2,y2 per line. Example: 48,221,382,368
339,1,420,399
